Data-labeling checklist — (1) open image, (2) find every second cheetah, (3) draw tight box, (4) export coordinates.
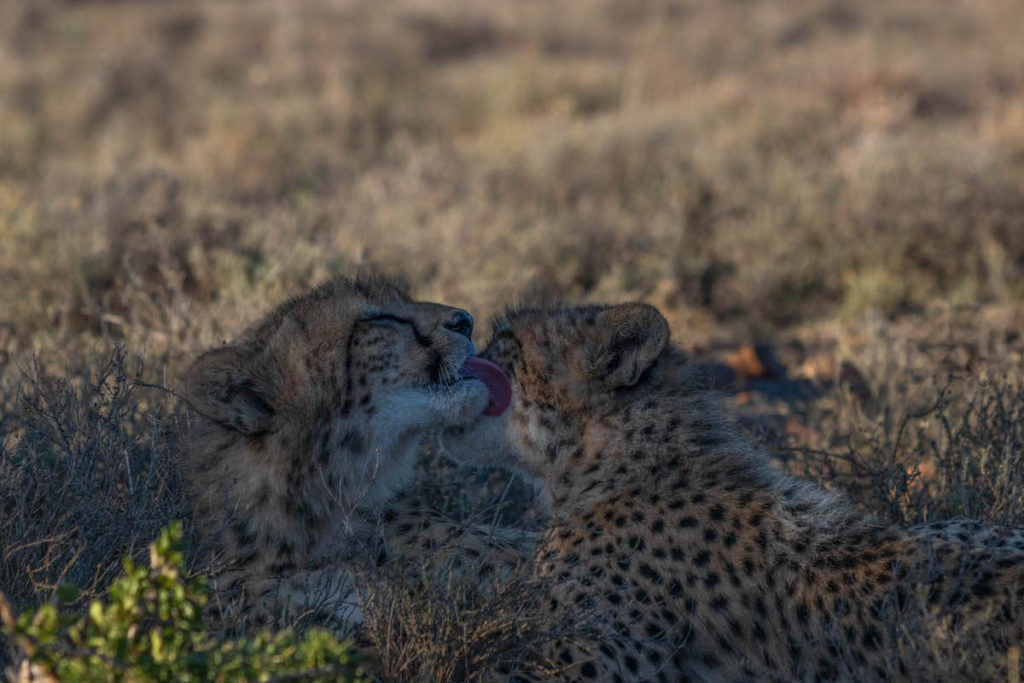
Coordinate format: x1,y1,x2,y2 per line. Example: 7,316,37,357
444,302,1024,681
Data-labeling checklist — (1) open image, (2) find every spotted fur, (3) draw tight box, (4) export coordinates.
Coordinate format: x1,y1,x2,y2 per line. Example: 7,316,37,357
182,277,529,631
444,303,1024,681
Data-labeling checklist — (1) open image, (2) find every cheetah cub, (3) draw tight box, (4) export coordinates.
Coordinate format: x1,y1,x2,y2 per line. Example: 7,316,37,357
444,303,1024,681
183,277,526,632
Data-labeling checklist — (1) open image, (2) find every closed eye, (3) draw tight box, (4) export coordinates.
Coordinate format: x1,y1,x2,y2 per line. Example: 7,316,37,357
361,313,406,326
359,313,432,347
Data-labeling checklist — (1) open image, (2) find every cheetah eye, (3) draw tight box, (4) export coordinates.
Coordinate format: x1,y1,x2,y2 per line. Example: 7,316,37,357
358,313,430,345
360,313,404,327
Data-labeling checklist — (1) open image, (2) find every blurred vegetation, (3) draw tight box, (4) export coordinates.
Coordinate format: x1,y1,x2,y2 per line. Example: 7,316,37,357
2,0,1024,678
1,0,1022,367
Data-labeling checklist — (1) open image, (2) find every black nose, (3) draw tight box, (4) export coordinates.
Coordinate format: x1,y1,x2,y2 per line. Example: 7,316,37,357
445,310,474,339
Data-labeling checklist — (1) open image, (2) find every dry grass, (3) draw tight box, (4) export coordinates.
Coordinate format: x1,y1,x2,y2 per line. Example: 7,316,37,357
754,305,1024,526
2,0,1024,678
356,554,591,682
0,348,189,671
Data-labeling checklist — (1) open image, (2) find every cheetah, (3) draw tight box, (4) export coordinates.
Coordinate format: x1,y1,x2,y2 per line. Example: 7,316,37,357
182,276,527,632
443,302,1024,681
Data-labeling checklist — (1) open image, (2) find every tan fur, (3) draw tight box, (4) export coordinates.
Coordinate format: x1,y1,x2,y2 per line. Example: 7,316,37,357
182,276,529,631
444,303,1024,681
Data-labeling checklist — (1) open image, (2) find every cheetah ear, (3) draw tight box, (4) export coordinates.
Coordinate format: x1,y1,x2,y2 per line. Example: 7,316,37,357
186,345,276,434
589,303,670,389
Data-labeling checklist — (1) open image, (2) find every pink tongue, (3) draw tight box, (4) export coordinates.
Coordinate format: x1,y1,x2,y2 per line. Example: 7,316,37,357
460,356,512,416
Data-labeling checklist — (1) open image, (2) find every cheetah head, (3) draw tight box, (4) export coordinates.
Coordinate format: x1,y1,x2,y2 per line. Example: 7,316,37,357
185,277,496,523
443,302,670,485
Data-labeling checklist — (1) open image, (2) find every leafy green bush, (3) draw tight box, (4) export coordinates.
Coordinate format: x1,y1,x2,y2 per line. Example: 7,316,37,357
0,523,369,682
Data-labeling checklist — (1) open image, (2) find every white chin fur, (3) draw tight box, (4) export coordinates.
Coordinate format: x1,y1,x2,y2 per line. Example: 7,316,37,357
440,414,549,510
440,412,515,470
345,380,492,512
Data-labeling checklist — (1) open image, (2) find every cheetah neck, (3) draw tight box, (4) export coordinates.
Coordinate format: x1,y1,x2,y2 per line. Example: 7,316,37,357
538,373,875,566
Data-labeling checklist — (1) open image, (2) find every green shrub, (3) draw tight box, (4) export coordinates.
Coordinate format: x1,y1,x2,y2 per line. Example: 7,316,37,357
1,523,369,682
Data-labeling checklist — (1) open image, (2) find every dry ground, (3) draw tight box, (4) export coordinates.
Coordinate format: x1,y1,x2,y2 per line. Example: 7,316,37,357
2,0,1024,679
